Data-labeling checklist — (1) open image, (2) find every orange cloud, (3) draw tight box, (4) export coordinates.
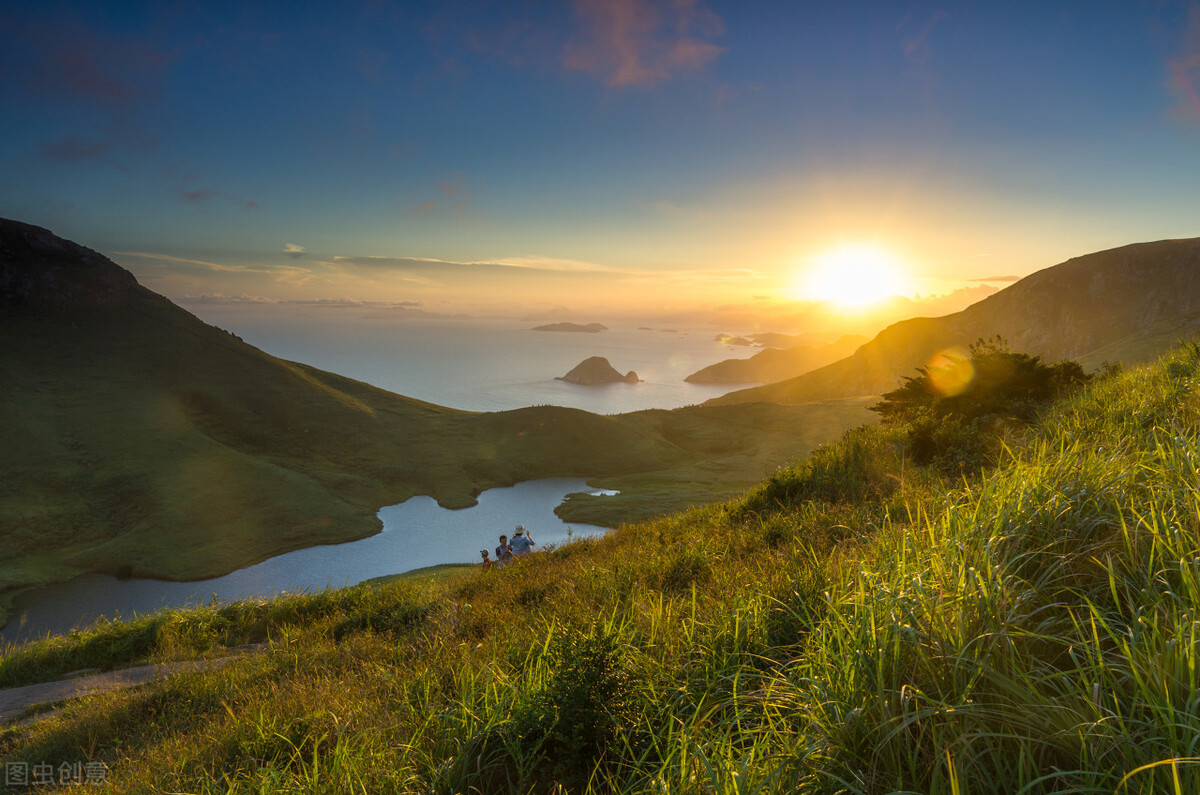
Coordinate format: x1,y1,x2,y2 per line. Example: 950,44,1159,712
564,0,725,87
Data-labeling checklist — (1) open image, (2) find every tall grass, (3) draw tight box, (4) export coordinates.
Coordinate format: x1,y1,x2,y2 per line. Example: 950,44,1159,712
4,343,1200,793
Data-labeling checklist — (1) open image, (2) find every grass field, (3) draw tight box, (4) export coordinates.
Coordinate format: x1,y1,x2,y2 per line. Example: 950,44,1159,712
3,342,1199,792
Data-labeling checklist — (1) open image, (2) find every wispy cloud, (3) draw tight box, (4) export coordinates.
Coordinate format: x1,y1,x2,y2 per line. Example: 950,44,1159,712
14,13,171,162
564,0,725,88
178,292,278,304
967,274,1020,283
1168,5,1200,123
178,294,426,309
115,250,313,282
329,254,612,274
901,10,947,104
177,187,216,203
284,243,307,259
39,135,114,162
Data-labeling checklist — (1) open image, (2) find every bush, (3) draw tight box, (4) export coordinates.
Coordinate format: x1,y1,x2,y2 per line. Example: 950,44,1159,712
872,337,1090,472
871,336,1090,425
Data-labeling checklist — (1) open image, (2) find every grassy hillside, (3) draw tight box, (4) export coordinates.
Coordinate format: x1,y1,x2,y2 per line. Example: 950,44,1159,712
0,219,872,624
3,342,1199,792
710,236,1200,406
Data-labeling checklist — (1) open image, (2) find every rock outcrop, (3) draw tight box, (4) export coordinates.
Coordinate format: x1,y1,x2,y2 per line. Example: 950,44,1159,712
556,356,640,385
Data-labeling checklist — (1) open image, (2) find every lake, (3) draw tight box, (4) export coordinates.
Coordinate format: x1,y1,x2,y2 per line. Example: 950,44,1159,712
2,479,608,644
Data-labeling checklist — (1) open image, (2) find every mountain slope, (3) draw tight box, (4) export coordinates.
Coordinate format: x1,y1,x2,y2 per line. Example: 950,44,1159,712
684,335,865,384
0,219,872,622
709,237,1200,405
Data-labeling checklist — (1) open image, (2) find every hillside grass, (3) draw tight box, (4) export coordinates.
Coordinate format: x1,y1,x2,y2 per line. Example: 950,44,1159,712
3,344,1200,792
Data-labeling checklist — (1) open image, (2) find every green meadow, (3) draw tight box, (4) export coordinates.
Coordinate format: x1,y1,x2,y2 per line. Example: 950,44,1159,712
3,342,1200,792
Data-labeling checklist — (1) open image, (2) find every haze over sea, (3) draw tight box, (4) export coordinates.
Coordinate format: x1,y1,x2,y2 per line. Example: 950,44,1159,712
188,306,761,413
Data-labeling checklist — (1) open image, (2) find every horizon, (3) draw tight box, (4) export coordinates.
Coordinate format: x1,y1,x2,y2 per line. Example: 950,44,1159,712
2,1,1199,320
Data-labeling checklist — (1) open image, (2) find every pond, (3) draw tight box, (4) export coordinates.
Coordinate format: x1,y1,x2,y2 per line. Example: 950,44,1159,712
1,478,608,645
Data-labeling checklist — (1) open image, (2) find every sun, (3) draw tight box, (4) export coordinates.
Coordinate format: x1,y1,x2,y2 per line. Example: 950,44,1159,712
795,244,906,309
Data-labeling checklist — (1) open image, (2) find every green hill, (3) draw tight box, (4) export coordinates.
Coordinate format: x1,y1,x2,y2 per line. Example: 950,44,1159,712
3,338,1199,792
709,237,1200,406
0,219,872,625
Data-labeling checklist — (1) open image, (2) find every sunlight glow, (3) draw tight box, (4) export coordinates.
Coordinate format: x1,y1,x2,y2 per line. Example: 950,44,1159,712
796,244,906,308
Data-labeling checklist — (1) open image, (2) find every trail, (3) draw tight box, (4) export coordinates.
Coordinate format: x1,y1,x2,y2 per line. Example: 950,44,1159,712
0,644,266,725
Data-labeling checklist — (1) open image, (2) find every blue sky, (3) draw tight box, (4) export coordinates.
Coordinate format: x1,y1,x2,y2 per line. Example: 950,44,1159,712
2,0,1198,319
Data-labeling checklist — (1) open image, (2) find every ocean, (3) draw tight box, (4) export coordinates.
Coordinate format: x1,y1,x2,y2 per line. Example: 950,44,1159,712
187,307,760,413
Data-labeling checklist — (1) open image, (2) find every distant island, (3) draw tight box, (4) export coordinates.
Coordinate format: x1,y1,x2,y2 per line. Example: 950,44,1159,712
556,356,641,385
532,322,608,333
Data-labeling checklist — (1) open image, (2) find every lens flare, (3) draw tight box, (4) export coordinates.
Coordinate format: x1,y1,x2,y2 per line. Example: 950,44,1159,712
927,347,974,396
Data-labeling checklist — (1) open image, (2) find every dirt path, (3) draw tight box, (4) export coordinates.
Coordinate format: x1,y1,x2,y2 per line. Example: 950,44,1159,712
0,644,266,724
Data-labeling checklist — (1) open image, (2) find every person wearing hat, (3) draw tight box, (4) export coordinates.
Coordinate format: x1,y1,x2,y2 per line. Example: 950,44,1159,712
509,525,536,557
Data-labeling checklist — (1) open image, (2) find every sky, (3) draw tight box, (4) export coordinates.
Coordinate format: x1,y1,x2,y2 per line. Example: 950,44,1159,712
2,0,1199,323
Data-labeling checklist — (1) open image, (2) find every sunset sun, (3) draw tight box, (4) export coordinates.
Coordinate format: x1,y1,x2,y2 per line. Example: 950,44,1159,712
796,244,906,309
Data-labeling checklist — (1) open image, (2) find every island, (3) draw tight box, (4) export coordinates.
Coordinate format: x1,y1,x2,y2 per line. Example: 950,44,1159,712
532,322,608,333
556,356,641,385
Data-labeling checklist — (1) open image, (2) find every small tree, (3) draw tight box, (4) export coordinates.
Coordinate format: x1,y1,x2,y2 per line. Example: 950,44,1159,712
870,336,1090,469
870,336,1089,425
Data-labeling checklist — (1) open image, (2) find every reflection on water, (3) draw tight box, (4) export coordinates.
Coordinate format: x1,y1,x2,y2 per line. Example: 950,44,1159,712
2,479,606,645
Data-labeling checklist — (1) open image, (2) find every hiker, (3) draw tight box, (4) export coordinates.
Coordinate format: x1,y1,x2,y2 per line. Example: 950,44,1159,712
509,525,536,557
479,549,495,571
495,534,513,567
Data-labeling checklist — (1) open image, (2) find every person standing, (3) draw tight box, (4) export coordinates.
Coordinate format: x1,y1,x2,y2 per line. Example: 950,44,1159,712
495,534,513,567
509,525,536,557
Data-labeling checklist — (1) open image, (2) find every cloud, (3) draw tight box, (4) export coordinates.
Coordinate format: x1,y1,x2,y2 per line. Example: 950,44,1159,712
178,187,216,203
10,13,171,162
244,200,261,210
178,293,278,305
115,251,313,283
33,18,172,112
408,175,471,218
329,254,612,274
1167,5,1200,123
39,135,114,162
354,47,389,83
967,274,1020,283
902,11,946,68
284,243,307,259
564,0,725,87
177,294,427,311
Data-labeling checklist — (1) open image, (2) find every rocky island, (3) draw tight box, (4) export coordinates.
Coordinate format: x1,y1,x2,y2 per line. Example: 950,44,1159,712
556,356,640,385
532,322,608,333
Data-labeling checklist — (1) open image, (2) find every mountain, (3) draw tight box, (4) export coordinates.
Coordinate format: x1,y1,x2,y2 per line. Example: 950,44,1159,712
0,219,873,623
685,335,866,385
708,237,1200,406
556,356,640,385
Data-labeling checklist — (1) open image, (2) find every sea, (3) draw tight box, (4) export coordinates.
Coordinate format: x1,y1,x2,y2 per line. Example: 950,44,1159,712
192,307,759,413
1,311,760,643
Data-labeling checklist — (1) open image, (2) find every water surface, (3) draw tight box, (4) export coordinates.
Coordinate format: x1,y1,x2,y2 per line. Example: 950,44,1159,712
3,479,606,644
